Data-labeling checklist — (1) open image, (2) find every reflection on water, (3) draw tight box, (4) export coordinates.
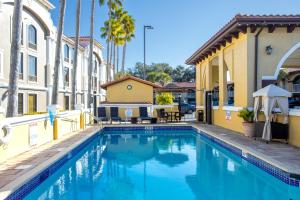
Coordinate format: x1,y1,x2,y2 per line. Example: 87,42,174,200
25,130,300,200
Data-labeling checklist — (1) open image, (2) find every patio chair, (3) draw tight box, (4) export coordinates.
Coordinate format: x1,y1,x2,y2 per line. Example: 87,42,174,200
97,107,109,123
110,107,121,123
157,109,169,122
139,107,152,123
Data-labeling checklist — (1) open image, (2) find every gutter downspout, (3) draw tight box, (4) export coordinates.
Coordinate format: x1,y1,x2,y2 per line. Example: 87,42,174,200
254,27,264,92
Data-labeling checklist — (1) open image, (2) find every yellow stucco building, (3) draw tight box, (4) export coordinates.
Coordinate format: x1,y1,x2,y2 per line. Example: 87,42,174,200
186,14,300,147
100,76,161,118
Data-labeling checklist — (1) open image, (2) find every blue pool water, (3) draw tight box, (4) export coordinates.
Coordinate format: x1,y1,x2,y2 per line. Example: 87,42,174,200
24,129,300,200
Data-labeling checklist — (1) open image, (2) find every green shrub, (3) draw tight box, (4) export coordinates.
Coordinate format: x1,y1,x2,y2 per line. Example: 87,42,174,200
238,108,254,123
156,93,174,105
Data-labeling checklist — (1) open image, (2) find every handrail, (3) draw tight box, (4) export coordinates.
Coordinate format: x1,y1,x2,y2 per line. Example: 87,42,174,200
84,111,103,129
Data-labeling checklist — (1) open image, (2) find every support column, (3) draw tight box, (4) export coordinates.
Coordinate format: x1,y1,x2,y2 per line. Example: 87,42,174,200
206,61,213,91
46,36,55,106
218,51,227,107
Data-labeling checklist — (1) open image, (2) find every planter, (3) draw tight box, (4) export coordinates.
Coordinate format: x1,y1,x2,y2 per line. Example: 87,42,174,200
242,122,255,137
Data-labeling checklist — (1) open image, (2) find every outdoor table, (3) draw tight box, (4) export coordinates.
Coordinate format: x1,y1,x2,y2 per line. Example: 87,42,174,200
166,111,179,122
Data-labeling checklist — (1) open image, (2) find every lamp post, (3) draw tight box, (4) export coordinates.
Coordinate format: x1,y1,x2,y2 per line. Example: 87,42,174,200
143,25,154,79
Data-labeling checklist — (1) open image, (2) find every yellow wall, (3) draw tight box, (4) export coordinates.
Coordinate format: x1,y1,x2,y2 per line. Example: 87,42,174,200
213,109,244,133
0,117,53,163
194,28,300,147
106,79,154,103
0,111,88,163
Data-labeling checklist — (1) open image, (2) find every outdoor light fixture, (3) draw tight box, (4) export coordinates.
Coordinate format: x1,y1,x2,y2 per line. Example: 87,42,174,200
265,45,273,55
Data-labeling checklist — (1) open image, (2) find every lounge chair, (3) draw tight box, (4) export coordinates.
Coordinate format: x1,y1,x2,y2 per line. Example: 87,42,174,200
97,107,109,123
110,107,121,123
139,107,152,123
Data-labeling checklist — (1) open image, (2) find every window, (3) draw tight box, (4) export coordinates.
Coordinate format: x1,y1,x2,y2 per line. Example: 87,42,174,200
212,86,219,106
64,67,70,87
64,44,69,62
18,53,23,79
28,94,37,113
18,93,23,114
70,48,74,64
227,84,234,106
64,96,70,110
28,25,37,50
94,59,98,74
28,55,37,82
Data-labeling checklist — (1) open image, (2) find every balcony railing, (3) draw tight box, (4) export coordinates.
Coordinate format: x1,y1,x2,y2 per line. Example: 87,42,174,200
292,83,300,93
28,75,37,82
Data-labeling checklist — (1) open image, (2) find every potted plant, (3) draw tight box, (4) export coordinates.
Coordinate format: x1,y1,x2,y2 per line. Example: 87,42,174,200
238,108,255,137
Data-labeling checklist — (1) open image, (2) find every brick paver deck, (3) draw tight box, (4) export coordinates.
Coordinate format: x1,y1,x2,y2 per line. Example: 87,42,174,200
191,123,300,176
0,125,100,197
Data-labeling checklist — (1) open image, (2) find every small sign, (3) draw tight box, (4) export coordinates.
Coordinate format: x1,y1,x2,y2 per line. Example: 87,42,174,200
225,111,231,120
29,123,38,146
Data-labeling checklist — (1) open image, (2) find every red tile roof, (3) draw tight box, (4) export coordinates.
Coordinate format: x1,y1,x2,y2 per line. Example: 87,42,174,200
186,14,300,65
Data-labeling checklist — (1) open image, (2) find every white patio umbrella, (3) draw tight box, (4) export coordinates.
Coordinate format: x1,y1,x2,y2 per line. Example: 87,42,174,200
253,84,291,141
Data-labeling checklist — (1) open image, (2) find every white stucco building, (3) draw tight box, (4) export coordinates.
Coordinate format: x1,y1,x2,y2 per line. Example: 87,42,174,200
0,0,107,114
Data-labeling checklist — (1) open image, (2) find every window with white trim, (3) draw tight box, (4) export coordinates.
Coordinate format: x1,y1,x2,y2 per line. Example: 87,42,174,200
28,55,37,82
18,53,23,79
28,25,37,50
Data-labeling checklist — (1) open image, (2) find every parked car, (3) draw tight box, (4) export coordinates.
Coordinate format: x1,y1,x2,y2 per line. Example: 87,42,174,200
180,103,196,114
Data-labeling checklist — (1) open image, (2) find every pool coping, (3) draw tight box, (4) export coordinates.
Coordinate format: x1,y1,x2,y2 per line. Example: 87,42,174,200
0,126,101,200
2,124,300,199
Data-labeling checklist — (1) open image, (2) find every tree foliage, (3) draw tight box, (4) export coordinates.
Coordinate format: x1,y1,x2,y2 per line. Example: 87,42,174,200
126,62,195,85
156,93,174,105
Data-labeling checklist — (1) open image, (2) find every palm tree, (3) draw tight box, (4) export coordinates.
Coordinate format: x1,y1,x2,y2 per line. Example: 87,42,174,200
52,0,67,105
102,0,123,81
121,13,135,72
87,0,96,109
6,0,23,117
71,0,81,110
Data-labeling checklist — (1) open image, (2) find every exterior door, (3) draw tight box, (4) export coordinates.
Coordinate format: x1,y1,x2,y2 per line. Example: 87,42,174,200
28,94,37,113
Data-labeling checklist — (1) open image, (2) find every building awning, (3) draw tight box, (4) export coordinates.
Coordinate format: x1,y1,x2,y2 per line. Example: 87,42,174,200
186,14,300,65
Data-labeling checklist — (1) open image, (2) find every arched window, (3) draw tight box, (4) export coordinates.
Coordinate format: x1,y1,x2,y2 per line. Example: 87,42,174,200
64,44,69,62
28,25,37,49
293,75,300,84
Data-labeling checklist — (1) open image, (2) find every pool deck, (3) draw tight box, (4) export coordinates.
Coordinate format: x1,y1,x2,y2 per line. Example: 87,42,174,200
0,125,101,200
191,123,300,177
0,122,300,199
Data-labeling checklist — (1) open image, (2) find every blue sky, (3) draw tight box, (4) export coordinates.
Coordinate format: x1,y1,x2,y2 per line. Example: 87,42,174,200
49,0,300,70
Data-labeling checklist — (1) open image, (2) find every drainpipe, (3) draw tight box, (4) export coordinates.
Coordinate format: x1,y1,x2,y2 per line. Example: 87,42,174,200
254,27,264,92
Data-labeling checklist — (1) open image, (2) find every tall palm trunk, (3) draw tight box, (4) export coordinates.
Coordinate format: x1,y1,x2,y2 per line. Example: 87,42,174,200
107,0,112,81
121,41,126,72
87,0,95,108
113,42,116,76
52,0,66,105
6,0,23,117
71,0,81,110
116,45,119,73
106,39,110,82
109,40,113,80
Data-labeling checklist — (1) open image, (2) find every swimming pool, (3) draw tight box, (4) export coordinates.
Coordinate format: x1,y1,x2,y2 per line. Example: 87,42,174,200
16,127,300,199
